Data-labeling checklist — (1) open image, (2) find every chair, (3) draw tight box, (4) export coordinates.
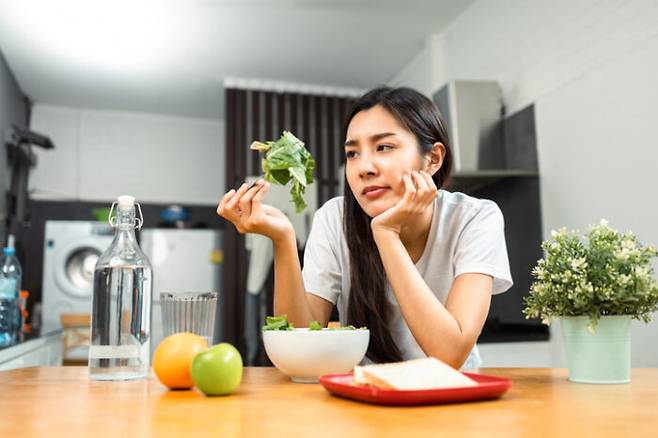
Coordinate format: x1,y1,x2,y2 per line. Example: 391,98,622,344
59,313,90,366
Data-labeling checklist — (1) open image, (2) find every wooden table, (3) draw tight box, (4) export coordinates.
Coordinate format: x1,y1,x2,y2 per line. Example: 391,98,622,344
1,367,657,437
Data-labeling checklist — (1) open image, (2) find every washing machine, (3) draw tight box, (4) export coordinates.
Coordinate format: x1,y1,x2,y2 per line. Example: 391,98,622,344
41,221,114,335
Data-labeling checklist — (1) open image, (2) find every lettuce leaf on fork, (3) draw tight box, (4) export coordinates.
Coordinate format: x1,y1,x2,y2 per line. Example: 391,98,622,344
250,131,315,213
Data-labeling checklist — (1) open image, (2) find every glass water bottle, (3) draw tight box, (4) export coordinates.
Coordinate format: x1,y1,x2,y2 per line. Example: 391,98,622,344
89,195,152,380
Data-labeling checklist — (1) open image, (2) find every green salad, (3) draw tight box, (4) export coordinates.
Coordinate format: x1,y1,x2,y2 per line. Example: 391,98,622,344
250,131,315,213
262,315,295,331
262,315,366,331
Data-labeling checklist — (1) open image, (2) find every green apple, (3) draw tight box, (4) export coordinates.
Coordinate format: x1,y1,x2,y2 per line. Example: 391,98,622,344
190,343,243,396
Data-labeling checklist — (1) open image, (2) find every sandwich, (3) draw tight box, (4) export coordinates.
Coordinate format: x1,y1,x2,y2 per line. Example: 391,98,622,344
353,357,477,390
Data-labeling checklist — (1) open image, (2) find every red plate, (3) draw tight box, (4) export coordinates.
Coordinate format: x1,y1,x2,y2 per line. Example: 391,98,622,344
319,372,511,406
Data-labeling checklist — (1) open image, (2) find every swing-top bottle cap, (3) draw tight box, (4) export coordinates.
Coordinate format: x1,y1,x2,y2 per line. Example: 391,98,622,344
117,195,136,209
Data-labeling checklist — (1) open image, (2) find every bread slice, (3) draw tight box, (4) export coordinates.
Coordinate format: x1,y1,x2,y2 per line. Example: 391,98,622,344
353,357,477,390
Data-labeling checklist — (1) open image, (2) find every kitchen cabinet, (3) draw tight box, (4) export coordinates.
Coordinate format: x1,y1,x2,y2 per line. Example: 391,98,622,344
0,331,63,371
447,104,547,342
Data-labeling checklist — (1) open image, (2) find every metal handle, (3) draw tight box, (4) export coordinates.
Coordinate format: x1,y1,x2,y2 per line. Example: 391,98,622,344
108,201,143,229
108,202,117,228
135,202,144,230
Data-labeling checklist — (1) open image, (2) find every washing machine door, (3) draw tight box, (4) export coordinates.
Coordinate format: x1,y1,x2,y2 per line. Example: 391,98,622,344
52,237,110,299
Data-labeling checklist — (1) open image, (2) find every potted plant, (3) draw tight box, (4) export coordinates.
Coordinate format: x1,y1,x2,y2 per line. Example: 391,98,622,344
524,220,658,384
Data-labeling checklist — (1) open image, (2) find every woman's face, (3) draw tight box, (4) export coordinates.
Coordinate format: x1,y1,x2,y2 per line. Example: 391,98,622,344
344,104,426,217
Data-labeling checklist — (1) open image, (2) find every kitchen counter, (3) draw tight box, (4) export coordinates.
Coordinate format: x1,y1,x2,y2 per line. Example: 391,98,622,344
0,331,62,371
1,367,656,436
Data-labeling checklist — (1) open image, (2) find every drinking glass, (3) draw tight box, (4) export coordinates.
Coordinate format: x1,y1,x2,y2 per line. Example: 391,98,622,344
160,292,218,345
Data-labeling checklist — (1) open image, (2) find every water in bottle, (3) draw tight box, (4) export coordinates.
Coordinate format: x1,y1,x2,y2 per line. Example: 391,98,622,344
0,246,22,348
89,195,152,380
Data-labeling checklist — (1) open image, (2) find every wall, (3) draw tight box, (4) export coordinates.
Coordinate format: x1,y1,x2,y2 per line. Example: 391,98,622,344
389,0,658,366
29,104,224,205
388,37,434,98
0,50,28,245
389,33,446,98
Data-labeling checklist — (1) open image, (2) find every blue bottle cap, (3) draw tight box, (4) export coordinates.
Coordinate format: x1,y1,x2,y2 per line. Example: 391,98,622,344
3,247,15,256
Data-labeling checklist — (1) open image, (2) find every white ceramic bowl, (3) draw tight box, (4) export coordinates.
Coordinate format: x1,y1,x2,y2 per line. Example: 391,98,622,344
262,328,370,383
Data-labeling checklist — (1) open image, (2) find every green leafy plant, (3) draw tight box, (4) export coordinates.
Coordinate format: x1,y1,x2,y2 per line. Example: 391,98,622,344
251,131,315,213
524,220,658,329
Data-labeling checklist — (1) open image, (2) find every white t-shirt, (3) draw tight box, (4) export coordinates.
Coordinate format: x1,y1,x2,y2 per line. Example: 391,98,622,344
301,190,513,367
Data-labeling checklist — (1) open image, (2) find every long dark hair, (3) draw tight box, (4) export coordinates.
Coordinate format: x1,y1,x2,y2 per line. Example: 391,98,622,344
343,87,453,363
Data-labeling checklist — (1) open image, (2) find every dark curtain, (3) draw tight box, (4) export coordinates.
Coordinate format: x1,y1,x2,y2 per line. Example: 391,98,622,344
221,88,355,356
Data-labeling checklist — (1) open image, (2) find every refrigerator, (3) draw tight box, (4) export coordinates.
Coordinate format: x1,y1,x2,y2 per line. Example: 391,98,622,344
140,228,223,356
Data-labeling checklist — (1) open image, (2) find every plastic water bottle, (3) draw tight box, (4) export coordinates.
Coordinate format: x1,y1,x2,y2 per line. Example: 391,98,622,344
89,195,153,380
0,246,22,348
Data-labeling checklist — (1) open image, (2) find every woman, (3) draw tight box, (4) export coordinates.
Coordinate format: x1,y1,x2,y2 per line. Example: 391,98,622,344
217,87,512,368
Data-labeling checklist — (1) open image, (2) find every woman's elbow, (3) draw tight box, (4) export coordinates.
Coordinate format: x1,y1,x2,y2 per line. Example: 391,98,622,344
427,341,476,370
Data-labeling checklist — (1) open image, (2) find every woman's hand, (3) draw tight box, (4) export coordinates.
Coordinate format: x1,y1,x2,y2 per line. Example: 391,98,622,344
216,180,294,243
370,170,438,236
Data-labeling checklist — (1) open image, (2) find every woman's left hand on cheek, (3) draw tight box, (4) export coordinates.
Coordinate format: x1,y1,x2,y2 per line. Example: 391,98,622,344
370,170,438,235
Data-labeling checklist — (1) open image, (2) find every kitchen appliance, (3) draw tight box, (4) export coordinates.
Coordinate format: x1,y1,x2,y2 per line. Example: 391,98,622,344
41,221,113,359
140,228,223,356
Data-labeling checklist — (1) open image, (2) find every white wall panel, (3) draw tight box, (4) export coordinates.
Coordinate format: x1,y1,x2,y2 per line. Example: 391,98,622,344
31,104,224,205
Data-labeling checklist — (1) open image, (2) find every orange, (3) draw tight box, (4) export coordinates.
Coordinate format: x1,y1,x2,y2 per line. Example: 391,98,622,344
153,333,209,389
